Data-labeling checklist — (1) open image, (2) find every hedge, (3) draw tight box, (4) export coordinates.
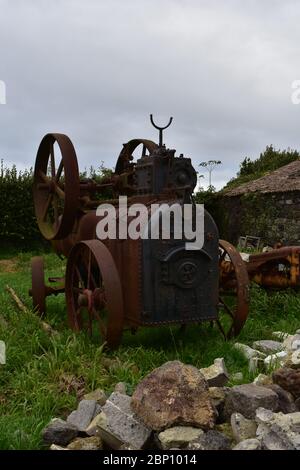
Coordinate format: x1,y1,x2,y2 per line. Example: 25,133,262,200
0,162,42,248
0,162,114,250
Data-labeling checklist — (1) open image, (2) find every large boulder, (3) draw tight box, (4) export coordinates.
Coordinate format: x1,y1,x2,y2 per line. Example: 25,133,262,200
224,384,278,419
272,367,300,398
131,361,217,431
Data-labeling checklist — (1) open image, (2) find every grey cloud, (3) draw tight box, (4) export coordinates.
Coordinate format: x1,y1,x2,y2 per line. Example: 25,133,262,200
0,0,300,188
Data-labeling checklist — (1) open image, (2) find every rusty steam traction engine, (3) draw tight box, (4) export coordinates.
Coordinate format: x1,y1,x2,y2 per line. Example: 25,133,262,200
29,116,249,348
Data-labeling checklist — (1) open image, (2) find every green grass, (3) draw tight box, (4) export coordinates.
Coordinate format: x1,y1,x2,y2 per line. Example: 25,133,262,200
0,250,300,449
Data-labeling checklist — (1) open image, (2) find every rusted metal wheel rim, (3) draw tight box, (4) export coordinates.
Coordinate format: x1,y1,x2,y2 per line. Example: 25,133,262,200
65,240,124,349
33,133,80,240
31,256,46,316
218,239,250,338
115,139,158,174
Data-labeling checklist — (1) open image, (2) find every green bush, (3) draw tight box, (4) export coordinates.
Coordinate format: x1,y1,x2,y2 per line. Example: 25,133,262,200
0,161,114,250
224,145,300,190
0,161,41,247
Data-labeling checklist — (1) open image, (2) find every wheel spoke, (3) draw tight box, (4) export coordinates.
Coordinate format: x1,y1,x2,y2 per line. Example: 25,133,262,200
94,309,107,338
75,266,85,288
52,194,59,225
42,193,53,221
74,308,81,329
216,319,227,340
39,170,51,184
219,250,226,263
81,257,98,289
219,297,235,319
56,159,64,182
54,184,65,200
72,286,84,294
50,144,56,178
87,250,92,289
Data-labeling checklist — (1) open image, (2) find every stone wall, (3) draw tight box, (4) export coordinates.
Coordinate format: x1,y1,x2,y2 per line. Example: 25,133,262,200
214,191,300,246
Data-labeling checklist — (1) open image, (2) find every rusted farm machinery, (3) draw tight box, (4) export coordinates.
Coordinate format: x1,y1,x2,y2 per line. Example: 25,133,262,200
246,246,300,289
219,244,300,292
29,116,250,348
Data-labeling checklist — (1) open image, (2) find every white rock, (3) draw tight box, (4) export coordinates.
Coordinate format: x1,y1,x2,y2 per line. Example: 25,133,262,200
158,426,204,449
234,343,266,360
0,341,5,364
289,350,300,369
200,357,229,387
255,407,274,425
50,444,69,450
240,253,250,262
253,374,272,386
98,392,151,450
291,338,300,351
252,340,284,355
232,438,261,450
283,334,300,351
264,351,287,370
255,408,300,450
230,413,257,443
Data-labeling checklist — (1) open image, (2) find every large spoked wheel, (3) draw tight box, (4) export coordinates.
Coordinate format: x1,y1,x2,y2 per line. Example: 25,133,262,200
115,139,158,174
218,239,250,339
33,133,80,240
30,256,46,316
65,240,124,349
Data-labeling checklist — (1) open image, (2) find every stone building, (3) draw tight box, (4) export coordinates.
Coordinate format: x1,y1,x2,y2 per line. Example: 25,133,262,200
219,160,300,246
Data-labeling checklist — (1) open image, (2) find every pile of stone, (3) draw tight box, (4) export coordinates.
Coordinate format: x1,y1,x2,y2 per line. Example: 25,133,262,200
42,329,300,451
233,329,300,374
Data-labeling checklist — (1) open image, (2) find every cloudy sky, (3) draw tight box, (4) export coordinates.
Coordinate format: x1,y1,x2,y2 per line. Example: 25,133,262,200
1,0,300,189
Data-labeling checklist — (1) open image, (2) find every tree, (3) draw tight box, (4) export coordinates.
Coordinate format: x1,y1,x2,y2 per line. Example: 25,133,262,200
224,145,300,190
199,160,222,187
